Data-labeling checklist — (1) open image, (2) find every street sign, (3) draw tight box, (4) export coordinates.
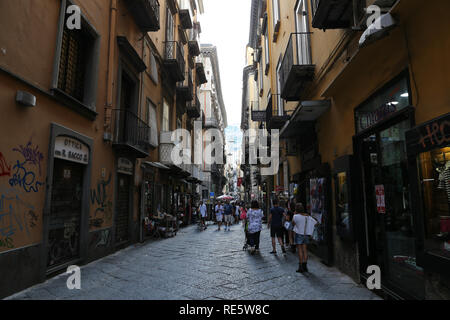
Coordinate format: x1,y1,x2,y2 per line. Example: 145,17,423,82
210,192,215,198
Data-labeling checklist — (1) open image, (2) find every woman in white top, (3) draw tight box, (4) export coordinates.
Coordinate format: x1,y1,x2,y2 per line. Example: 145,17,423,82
247,200,264,255
292,203,317,273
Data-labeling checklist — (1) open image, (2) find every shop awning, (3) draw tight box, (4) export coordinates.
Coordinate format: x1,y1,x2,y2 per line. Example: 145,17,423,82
143,161,170,170
280,100,331,139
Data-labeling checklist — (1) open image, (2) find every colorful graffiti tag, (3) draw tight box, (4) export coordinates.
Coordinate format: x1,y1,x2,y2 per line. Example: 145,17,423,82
0,193,36,238
13,139,44,175
89,173,112,228
0,153,11,177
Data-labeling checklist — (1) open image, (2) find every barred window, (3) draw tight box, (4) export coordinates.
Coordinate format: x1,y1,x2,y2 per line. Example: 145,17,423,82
57,26,89,101
53,0,100,114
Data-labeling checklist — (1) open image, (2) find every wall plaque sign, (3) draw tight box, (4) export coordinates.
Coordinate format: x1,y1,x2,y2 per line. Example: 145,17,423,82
54,136,89,165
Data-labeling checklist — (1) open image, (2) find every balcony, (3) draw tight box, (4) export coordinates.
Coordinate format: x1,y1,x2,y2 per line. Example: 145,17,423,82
251,101,267,122
311,0,354,30
196,60,207,85
176,69,193,102
178,0,193,29
187,94,201,119
125,0,160,32
265,93,290,130
204,117,219,129
188,23,201,57
112,109,149,158
159,131,178,166
163,41,185,82
280,33,315,101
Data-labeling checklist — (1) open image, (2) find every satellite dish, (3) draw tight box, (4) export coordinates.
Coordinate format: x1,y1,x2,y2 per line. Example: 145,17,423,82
359,13,396,48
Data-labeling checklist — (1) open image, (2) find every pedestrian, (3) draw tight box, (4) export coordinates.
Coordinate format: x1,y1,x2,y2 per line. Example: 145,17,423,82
292,203,317,273
285,200,296,253
234,202,241,224
224,200,233,231
200,201,207,230
215,201,224,231
247,200,263,255
268,198,287,254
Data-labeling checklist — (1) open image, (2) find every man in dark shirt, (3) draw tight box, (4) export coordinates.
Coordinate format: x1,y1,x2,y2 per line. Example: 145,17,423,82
224,201,233,231
267,198,286,254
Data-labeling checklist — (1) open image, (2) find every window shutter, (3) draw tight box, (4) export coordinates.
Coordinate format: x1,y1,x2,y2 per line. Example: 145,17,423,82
149,102,158,146
150,52,158,84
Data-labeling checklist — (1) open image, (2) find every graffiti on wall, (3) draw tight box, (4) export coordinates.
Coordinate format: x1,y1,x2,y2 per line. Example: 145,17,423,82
89,229,111,249
89,173,112,229
0,139,45,251
0,192,36,240
13,139,44,175
0,237,14,249
8,161,44,193
0,153,11,177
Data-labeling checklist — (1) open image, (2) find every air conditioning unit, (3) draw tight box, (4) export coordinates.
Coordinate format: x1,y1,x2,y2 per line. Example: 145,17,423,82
359,13,396,48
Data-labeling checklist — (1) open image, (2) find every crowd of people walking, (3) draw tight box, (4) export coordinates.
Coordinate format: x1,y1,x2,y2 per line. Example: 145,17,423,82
196,197,318,274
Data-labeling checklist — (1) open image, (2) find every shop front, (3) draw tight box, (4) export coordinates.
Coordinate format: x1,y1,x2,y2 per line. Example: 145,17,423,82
114,157,134,248
353,72,425,299
406,112,450,298
293,162,333,266
42,124,93,276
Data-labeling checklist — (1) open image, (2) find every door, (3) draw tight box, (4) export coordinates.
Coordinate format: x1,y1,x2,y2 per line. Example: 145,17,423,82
48,159,83,269
115,173,131,244
359,120,425,299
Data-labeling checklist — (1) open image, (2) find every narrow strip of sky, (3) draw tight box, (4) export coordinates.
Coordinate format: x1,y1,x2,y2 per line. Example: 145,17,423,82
200,0,252,127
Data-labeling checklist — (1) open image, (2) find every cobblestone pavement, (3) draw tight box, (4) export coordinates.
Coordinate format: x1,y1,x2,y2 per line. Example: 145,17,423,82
6,221,381,300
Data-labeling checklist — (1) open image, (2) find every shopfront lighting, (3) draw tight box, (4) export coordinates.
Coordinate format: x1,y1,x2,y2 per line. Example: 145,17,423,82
401,93,409,98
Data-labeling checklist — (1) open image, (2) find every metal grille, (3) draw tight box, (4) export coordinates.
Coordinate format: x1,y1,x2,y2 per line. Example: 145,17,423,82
47,159,83,268
115,174,131,244
57,26,87,101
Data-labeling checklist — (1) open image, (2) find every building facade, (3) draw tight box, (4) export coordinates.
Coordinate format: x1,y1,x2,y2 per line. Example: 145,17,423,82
198,44,228,201
0,0,219,298
245,0,450,299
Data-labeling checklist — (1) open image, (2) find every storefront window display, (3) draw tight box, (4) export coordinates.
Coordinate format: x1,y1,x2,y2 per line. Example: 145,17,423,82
417,147,450,259
336,172,350,231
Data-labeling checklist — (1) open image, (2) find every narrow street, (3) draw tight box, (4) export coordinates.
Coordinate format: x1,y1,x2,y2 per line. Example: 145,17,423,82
7,222,380,300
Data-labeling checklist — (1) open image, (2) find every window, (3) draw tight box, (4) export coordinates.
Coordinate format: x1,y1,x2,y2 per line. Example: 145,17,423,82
418,147,450,260
310,0,319,18
162,99,170,131
145,42,159,84
53,0,100,113
146,99,158,147
259,62,264,96
264,27,270,75
166,7,174,41
272,0,281,39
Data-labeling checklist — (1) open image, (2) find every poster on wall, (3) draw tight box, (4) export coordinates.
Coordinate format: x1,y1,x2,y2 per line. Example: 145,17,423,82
310,178,326,242
375,185,386,214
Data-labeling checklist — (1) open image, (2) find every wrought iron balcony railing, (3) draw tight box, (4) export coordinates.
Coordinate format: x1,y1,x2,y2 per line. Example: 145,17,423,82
195,58,207,85
163,41,185,82
176,69,193,101
311,0,354,30
125,0,160,32
187,94,201,119
178,0,193,29
265,93,290,130
280,32,315,101
188,23,201,57
112,109,150,158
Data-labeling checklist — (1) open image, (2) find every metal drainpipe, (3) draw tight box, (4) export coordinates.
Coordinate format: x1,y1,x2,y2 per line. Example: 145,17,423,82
106,0,117,135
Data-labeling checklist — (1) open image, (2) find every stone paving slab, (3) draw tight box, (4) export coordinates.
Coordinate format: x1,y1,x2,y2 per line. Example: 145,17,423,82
5,221,381,300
